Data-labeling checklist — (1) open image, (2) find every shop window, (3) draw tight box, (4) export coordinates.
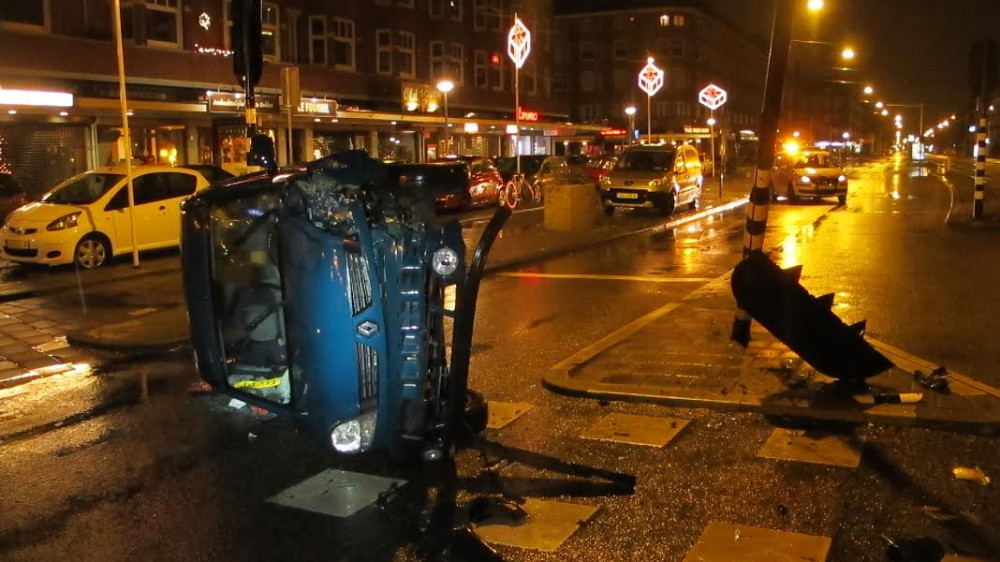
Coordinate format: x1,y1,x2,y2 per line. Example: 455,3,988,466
449,43,464,84
332,18,355,70
449,0,463,22
0,0,49,31
397,32,415,78
474,50,488,89
376,29,393,75
309,16,327,65
429,0,444,19
472,0,487,31
430,41,446,80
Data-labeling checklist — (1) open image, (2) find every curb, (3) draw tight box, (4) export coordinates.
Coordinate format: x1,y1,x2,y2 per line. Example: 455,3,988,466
0,264,182,304
66,330,190,354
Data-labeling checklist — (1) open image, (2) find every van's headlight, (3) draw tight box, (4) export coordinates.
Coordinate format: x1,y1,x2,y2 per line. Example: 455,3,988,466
432,247,459,277
330,411,377,454
46,212,81,231
798,176,812,184
838,175,848,183
648,179,662,187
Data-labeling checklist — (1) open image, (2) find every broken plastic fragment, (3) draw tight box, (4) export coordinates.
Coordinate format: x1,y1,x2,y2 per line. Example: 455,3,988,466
914,367,949,392
952,466,990,486
229,398,246,409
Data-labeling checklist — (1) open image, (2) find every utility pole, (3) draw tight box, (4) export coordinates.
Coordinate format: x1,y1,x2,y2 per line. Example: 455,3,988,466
731,0,794,345
970,40,998,218
112,0,140,267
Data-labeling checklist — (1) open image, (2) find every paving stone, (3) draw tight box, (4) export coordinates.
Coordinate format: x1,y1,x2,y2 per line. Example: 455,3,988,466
474,498,599,552
757,428,865,469
683,522,831,562
580,412,690,448
487,401,535,429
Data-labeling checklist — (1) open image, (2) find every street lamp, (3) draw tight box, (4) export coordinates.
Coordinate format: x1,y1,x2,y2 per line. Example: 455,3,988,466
841,47,856,61
863,85,874,95
881,109,889,116
807,0,824,11
624,106,637,145
875,101,884,109
508,14,531,174
436,79,454,156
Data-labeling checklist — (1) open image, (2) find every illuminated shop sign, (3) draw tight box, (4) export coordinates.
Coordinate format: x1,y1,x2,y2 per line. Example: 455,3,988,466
0,89,74,107
208,92,279,113
517,107,540,122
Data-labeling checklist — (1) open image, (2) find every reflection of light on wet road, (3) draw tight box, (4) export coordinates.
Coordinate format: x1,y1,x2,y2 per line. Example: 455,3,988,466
0,362,93,400
781,237,798,269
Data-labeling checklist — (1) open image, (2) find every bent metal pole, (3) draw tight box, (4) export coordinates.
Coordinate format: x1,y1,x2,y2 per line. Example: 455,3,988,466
731,0,794,345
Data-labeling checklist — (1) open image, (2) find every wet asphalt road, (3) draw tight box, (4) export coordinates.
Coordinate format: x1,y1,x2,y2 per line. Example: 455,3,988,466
1,156,999,561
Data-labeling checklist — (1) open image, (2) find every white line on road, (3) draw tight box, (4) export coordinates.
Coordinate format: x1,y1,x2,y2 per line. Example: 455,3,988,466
498,272,715,283
129,307,158,316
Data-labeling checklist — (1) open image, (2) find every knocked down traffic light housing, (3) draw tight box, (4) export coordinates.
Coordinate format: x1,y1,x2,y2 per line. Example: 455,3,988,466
731,250,893,380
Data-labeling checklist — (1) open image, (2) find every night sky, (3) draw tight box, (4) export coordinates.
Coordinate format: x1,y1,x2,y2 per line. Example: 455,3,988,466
706,0,1000,122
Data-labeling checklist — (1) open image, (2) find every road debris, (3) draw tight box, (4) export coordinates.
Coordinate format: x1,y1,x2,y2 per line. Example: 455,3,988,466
882,535,945,562
913,367,949,392
952,466,991,485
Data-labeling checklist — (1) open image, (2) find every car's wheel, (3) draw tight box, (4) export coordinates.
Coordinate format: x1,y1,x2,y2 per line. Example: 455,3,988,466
689,194,701,211
657,193,676,216
837,194,847,205
75,235,109,269
603,205,615,216
787,183,799,203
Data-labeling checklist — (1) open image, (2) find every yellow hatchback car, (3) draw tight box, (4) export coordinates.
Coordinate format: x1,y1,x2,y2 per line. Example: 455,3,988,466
2,165,211,269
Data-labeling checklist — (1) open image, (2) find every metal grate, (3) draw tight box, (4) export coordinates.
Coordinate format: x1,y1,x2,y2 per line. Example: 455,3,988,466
355,343,378,401
0,125,87,198
346,251,373,315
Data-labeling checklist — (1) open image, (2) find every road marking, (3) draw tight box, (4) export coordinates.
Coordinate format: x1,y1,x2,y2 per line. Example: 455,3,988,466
129,307,158,317
868,337,1000,400
551,301,682,374
498,272,714,283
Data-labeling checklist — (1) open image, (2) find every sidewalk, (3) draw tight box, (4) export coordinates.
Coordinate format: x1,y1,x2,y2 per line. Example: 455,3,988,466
543,268,1000,433
69,175,756,352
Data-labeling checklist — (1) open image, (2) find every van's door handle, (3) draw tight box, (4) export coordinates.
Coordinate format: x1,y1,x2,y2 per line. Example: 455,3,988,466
159,205,166,211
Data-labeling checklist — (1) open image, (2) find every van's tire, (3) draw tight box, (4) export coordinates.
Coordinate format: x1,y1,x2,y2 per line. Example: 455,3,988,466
689,195,700,211
787,183,799,203
838,194,847,205
603,205,615,216
657,194,676,216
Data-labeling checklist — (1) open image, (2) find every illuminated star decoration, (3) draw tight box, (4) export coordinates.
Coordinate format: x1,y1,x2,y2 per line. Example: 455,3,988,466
507,16,531,69
698,84,728,110
638,58,664,96
199,12,211,31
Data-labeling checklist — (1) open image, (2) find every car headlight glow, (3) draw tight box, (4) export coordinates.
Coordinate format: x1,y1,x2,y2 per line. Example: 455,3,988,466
799,176,812,184
838,175,848,183
432,247,459,277
46,212,81,231
648,179,662,187
330,411,377,454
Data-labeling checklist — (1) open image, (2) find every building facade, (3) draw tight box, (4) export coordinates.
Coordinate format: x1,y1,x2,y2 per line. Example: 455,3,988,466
554,0,766,159
0,0,596,195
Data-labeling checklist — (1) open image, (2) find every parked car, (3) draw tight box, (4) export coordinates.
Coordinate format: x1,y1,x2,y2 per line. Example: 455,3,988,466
0,172,28,222
699,153,715,177
582,156,618,186
600,144,703,216
773,149,848,204
2,165,211,269
430,156,505,210
181,164,236,183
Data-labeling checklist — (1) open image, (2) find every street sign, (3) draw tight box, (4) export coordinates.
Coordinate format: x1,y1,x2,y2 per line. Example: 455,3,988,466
638,58,664,96
698,84,728,110
507,16,531,69
232,0,263,88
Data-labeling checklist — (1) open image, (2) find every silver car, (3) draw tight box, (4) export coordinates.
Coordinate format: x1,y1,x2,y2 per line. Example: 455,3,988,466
773,149,848,204
600,145,704,216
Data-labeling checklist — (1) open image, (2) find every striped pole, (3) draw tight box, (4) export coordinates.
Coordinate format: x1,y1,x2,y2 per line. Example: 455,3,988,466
731,0,793,345
974,117,987,218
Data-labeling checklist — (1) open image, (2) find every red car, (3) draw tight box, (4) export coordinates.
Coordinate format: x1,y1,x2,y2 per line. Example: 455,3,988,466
582,156,618,186
432,156,504,210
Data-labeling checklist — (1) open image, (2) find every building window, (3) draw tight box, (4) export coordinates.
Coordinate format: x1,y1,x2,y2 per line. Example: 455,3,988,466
612,15,627,31
613,68,627,91
580,104,601,122
309,16,327,65
287,10,300,63
659,14,670,26
398,32,415,78
449,0,463,22
375,0,390,5
398,0,414,6
655,102,670,118
579,42,595,62
672,68,688,89
674,14,686,26
580,17,594,33
332,18,355,70
523,62,537,95
670,39,685,57
552,72,566,93
0,0,49,30
430,41,446,79
121,0,181,48
261,2,279,60
449,43,465,83
490,55,504,91
376,29,393,75
473,0,487,30
474,50,488,88
580,70,595,92
490,0,503,31
674,102,686,117
429,0,444,19
612,39,629,61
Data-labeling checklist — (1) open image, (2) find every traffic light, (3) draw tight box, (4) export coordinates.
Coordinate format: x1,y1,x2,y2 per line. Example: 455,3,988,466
232,0,263,89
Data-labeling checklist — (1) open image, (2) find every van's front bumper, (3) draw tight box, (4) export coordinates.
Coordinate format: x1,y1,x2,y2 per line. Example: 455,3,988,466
600,188,672,208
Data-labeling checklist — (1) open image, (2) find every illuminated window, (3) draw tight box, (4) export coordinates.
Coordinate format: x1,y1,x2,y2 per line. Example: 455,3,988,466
225,1,278,60
659,14,670,26
490,54,504,92
397,32,415,78
332,18,355,70
0,0,49,30
674,14,686,26
308,16,326,65
474,50,488,88
376,29,393,75
449,0,462,22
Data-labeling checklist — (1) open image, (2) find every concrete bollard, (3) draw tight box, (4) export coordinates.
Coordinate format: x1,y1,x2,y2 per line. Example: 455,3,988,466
543,183,601,232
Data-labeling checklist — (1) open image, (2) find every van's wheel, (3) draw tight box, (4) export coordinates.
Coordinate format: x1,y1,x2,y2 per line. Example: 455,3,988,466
459,389,488,445
787,183,799,203
603,205,615,216
838,194,847,205
689,195,700,211
75,235,109,269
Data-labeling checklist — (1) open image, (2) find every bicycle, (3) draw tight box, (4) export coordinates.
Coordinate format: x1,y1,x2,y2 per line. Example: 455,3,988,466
500,173,541,209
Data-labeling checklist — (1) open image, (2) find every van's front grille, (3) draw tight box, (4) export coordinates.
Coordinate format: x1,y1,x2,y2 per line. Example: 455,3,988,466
346,251,372,315
355,342,378,401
